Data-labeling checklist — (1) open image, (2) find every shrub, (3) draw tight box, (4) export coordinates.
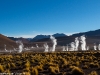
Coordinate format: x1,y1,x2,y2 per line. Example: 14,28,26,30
72,61,80,66
22,72,30,75
30,67,38,75
71,66,84,75
24,61,30,68
23,67,30,72
35,65,43,71
5,69,10,73
89,62,95,68
10,63,16,68
82,65,89,69
0,64,4,72
88,71,98,75
94,63,99,68
48,66,59,74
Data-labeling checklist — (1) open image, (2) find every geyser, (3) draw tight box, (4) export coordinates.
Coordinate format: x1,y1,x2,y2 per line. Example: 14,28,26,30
36,44,39,48
62,46,66,51
86,46,89,50
70,42,75,51
94,43,97,50
16,40,24,53
44,43,49,52
74,37,79,51
66,44,69,51
98,43,100,50
4,44,7,51
50,35,57,52
80,35,86,51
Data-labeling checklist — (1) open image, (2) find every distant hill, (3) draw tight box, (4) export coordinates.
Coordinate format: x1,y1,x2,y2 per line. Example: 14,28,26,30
30,35,50,42
0,29,100,48
7,37,30,43
29,29,100,42
0,34,17,50
30,33,67,42
31,29,100,48
71,29,100,37
53,33,67,37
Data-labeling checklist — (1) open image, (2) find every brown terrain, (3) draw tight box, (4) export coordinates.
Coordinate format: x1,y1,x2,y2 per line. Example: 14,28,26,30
1,29,100,51
0,34,17,50
1,34,100,51
0,29,100,75
32,35,100,50
0,51,100,75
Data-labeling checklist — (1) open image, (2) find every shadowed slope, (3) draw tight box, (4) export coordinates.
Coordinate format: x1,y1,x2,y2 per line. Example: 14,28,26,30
0,34,17,50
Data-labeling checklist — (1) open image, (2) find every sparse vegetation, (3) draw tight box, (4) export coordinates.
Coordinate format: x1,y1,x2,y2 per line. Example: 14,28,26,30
88,71,98,75
71,66,84,75
0,51,99,75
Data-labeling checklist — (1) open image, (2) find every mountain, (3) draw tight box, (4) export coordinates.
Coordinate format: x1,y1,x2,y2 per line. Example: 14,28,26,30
5,29,100,49
32,29,100,48
0,34,17,50
7,37,30,43
71,29,100,37
30,35,50,42
7,33,67,42
53,33,67,37
30,33,67,42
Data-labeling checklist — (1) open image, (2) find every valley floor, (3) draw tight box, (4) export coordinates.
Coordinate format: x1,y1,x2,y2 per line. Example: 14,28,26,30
0,51,100,75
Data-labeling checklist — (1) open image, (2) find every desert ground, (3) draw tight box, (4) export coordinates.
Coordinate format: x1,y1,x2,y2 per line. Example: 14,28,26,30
0,51,100,75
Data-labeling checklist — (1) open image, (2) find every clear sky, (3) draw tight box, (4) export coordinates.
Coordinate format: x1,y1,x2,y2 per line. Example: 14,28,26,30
0,0,100,38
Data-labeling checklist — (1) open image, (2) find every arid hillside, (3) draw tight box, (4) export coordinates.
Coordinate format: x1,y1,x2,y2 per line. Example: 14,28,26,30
0,34,17,50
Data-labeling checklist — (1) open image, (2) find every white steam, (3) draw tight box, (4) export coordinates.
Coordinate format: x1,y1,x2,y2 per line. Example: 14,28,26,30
50,35,57,52
44,43,49,52
80,35,86,50
16,40,24,53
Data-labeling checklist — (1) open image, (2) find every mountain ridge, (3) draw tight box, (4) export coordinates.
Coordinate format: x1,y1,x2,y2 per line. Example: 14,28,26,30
0,29,100,50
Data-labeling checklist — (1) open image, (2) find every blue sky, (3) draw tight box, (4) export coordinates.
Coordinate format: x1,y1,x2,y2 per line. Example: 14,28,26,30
0,0,100,38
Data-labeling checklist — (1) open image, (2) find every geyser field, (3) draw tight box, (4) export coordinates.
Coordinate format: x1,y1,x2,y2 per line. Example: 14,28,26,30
0,35,100,75
0,51,100,75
